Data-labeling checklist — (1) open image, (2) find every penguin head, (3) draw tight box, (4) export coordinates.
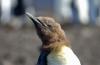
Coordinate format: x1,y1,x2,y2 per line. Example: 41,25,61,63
26,13,69,47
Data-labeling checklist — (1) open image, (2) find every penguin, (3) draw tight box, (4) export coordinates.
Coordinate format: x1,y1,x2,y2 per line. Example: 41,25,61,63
25,12,81,65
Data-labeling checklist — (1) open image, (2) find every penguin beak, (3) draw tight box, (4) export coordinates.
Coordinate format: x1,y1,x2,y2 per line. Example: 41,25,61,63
25,12,47,29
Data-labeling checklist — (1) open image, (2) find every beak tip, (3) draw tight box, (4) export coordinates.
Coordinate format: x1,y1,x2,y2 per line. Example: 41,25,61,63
25,12,36,22
25,12,33,18
25,12,43,27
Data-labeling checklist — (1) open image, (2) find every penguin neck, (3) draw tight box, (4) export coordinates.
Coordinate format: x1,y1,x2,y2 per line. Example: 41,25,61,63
42,39,70,53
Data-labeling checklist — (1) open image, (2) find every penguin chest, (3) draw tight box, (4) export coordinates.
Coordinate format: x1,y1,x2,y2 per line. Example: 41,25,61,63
47,52,68,65
47,46,81,65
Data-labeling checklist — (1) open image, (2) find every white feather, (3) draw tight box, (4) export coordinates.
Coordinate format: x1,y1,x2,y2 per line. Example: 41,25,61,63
47,46,81,65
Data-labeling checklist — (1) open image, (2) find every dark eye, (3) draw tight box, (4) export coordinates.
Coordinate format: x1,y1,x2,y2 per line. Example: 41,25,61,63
48,24,52,27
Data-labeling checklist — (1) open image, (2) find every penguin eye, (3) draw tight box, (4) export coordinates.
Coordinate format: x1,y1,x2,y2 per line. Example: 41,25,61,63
48,24,52,28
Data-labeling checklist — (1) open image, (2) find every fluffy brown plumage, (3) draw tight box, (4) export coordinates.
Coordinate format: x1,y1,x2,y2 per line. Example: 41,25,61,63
36,17,70,52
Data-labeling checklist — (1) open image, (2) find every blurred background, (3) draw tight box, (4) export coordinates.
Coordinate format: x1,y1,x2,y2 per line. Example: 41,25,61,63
0,0,100,65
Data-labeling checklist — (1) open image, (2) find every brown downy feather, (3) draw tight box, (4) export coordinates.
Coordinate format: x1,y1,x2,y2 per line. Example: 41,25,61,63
36,17,70,53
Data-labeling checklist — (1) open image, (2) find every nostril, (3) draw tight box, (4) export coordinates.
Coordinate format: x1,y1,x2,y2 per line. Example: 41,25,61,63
37,19,48,27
